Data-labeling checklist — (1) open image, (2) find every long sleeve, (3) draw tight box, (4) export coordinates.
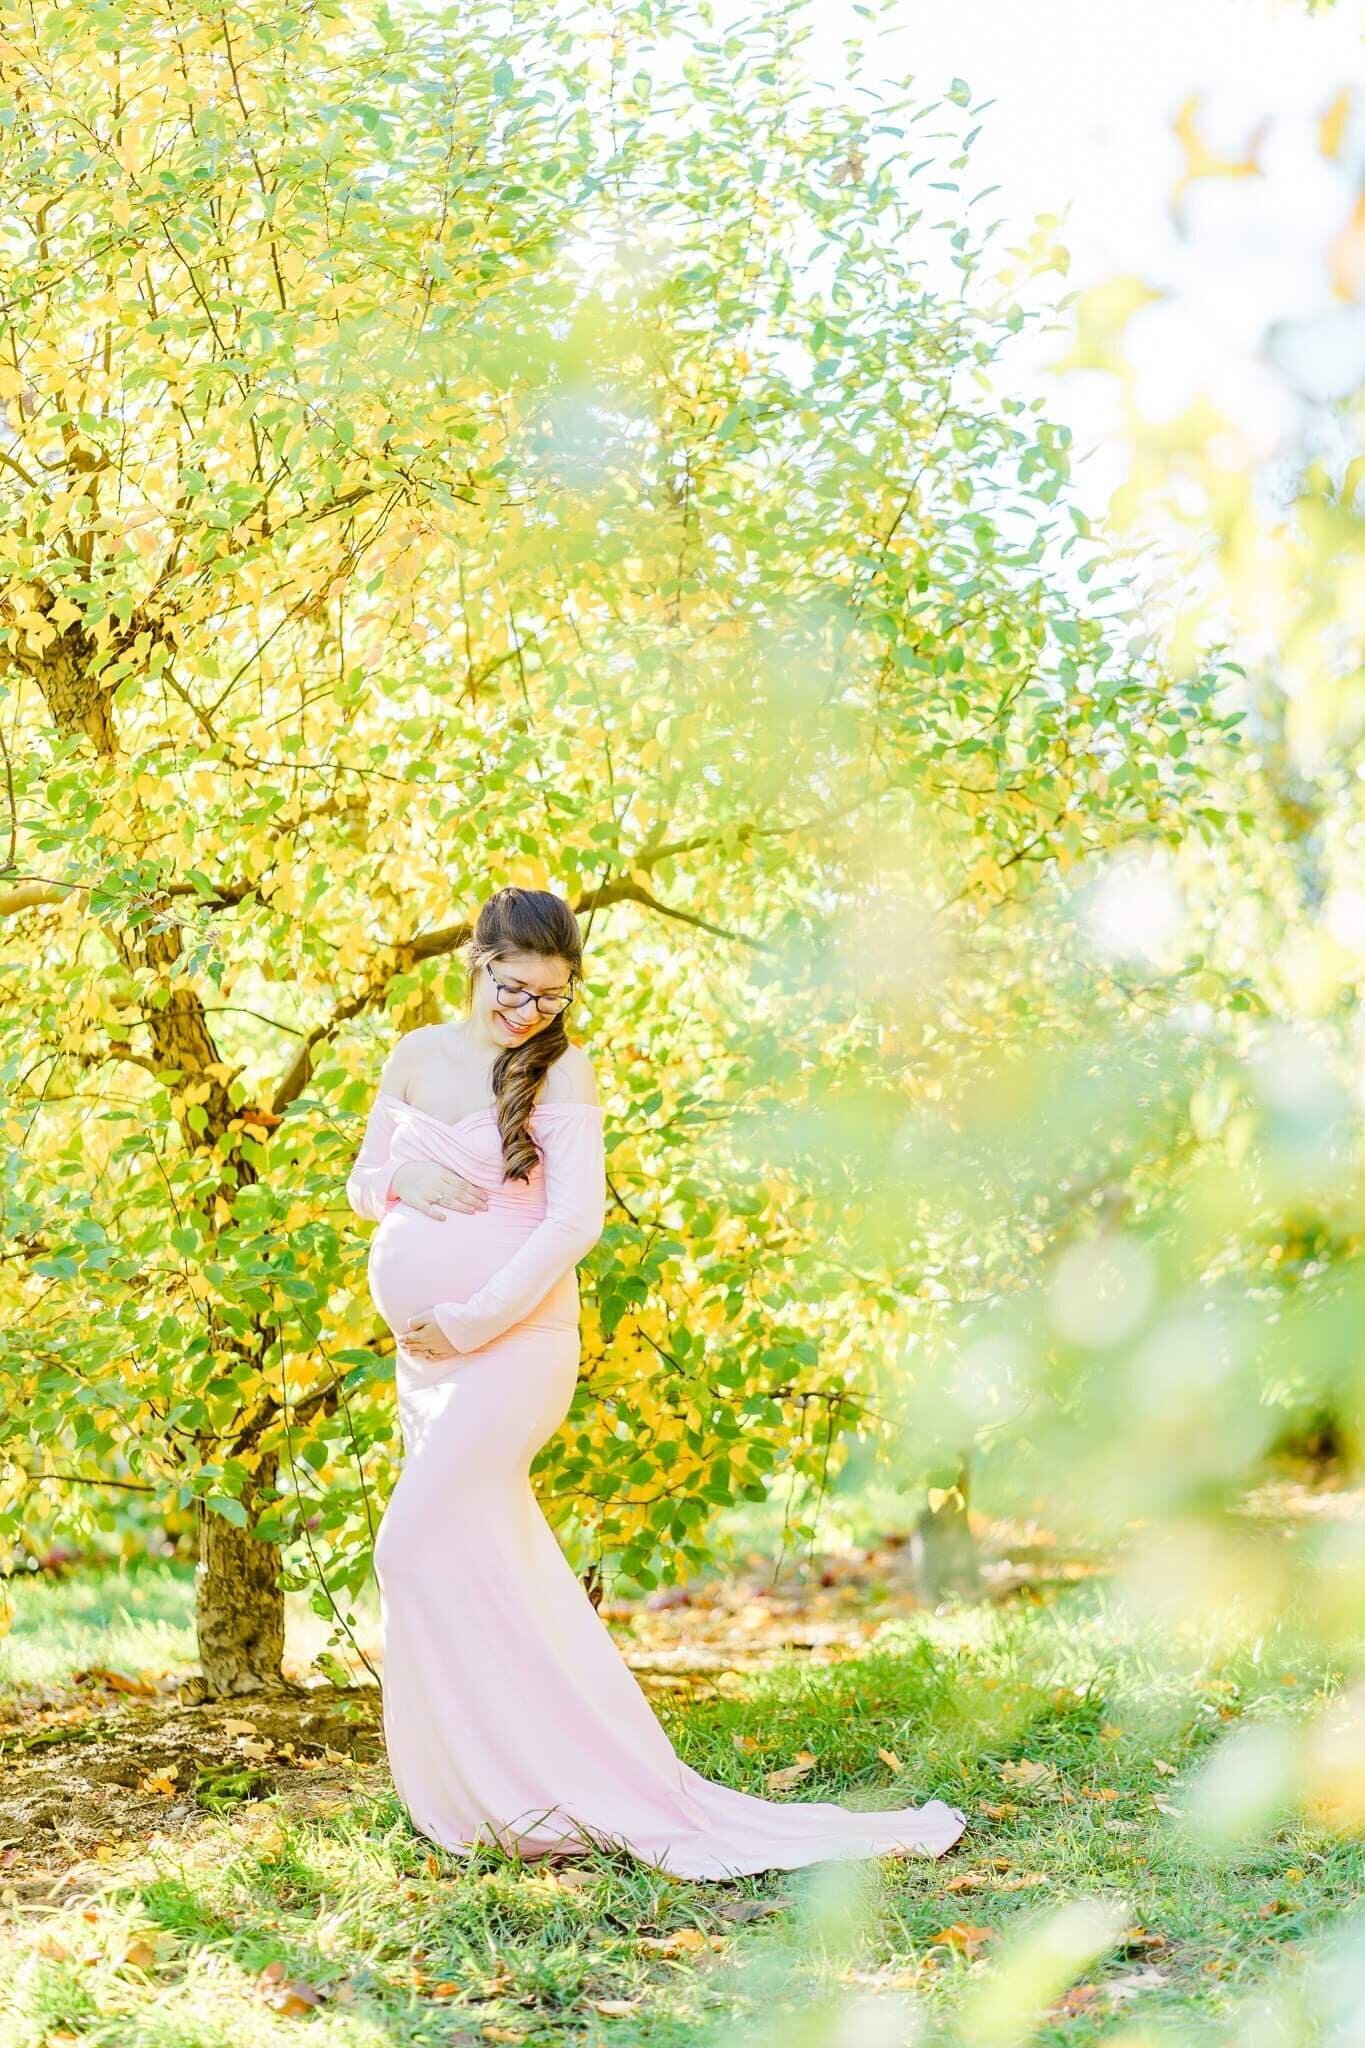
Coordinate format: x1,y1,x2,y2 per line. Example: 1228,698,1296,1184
345,1089,406,1222
431,1103,606,1354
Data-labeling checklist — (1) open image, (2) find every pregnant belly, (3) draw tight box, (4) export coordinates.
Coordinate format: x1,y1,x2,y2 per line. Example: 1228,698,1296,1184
367,1206,578,1339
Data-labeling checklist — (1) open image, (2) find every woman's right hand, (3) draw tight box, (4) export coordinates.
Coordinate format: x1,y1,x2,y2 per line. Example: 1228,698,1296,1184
389,1160,490,1219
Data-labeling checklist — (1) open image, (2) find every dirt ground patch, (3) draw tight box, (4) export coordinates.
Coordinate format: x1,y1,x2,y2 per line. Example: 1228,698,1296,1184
0,1678,387,1904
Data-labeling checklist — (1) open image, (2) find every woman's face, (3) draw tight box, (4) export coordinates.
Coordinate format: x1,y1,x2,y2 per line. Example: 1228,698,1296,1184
472,950,575,1051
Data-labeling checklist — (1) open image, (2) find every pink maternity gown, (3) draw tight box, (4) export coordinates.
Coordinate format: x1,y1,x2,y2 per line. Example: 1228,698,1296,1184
346,1085,968,1880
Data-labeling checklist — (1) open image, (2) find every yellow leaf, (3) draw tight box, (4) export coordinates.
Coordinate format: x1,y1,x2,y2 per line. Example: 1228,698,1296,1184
1319,86,1352,161
1329,192,1365,302
998,1757,1057,1788
766,1751,817,1791
877,1748,905,1774
638,1928,726,1956
1169,93,1267,228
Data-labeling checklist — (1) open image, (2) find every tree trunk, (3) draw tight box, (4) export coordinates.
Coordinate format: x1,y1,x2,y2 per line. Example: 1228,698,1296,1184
911,1454,984,1602
186,1452,293,1699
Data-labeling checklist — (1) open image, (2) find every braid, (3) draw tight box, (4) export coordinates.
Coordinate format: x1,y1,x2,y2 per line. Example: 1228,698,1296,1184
490,1011,572,1182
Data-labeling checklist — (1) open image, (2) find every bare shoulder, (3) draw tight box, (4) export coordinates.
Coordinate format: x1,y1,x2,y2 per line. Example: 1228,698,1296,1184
376,1023,441,1101
538,1042,601,1107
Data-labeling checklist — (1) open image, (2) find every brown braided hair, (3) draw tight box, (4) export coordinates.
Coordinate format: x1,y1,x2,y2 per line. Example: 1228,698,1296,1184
463,887,584,1184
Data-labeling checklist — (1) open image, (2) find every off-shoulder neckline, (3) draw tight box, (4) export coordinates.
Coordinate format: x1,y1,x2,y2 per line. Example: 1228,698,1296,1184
376,1092,602,1136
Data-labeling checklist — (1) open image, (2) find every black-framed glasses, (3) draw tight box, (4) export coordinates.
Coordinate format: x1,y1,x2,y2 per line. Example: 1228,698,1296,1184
485,961,575,1018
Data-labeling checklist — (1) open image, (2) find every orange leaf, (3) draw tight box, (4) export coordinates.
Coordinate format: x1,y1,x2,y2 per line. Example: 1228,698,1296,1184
877,1748,905,1775
930,1922,995,1957
72,1666,157,1697
1051,1983,1101,2015
262,1977,326,2016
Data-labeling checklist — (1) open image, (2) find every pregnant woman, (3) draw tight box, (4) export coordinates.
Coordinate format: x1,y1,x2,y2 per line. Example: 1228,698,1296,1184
347,884,968,1880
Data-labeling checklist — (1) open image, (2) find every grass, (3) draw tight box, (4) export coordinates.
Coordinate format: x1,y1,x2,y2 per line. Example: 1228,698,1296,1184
0,1554,200,1695
2,1554,1363,2046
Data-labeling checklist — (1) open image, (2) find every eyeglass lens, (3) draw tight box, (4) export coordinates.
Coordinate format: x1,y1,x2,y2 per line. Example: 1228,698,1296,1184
489,964,571,1015
500,990,568,1015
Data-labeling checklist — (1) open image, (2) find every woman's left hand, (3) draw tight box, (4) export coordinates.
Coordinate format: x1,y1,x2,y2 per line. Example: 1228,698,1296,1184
401,1309,458,1362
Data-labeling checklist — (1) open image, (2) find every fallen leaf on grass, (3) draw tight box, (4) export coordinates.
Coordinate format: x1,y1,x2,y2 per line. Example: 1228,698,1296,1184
715,1895,790,1922
765,1750,817,1791
929,1923,995,1957
1050,1983,1101,2016
638,1929,728,1957
72,1667,157,1698
259,1959,327,2015
1116,1927,1171,1957
999,1759,1057,1789
843,1963,920,1990
979,1801,1017,1820
877,1748,905,1774
465,1965,514,2001
587,1999,640,2017
945,1871,988,1893
1106,1966,1170,2004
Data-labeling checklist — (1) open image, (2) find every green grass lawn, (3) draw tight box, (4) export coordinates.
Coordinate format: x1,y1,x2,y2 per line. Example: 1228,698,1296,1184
1,1559,1361,2047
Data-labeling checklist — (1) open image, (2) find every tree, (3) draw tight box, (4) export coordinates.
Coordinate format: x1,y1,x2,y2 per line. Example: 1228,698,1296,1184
0,0,1226,1690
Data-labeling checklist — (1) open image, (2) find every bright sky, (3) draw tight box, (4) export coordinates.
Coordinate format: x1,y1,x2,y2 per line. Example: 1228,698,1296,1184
780,0,1365,521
